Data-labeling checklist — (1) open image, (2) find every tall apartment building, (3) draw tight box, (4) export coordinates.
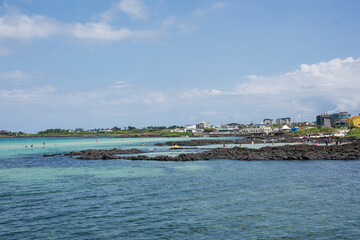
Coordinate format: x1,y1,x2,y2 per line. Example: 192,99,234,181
263,119,273,125
276,117,292,126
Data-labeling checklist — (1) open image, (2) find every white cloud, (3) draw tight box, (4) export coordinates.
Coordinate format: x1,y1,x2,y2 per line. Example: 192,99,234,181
0,70,44,80
177,24,199,34
0,1,219,52
108,81,132,89
200,111,218,116
162,16,176,28
191,2,227,17
117,0,147,20
180,88,227,100
0,5,156,43
234,57,360,113
0,46,12,56
70,22,155,41
0,85,56,102
0,12,62,39
98,0,148,22
3,57,358,126
143,91,166,104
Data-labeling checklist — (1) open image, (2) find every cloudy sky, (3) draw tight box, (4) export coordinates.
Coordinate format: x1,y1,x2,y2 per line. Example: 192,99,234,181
1,0,360,132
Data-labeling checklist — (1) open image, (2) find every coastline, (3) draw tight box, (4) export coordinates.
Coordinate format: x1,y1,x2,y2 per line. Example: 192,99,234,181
1,133,237,138
50,137,360,161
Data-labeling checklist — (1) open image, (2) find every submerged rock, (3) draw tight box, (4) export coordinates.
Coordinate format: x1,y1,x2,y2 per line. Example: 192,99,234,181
42,153,61,157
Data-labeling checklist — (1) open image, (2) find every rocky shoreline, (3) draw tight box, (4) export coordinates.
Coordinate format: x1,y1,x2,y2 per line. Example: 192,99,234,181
155,136,358,146
43,148,143,160
50,139,360,161
124,142,360,161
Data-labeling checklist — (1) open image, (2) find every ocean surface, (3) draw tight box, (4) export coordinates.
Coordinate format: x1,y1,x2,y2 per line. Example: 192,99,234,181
1,137,360,239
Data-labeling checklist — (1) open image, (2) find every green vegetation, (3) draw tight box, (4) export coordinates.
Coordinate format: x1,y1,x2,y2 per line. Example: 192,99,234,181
346,128,360,139
38,129,68,135
21,126,194,137
270,124,282,129
289,126,336,136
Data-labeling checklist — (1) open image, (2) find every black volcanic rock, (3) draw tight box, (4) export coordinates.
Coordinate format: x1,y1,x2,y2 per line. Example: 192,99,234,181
42,153,61,157
62,148,143,160
124,142,360,161
155,139,244,146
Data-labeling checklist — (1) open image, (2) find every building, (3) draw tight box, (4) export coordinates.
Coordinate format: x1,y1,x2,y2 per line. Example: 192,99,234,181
276,118,292,126
223,123,239,128
263,119,273,125
217,128,238,133
242,125,273,134
203,128,217,133
198,122,211,129
184,125,197,132
165,128,185,133
347,116,360,128
316,113,331,128
280,124,291,132
0,130,11,136
331,112,351,128
316,112,351,128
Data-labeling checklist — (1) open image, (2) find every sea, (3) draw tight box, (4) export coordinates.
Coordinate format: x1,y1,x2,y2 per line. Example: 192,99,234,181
1,137,360,239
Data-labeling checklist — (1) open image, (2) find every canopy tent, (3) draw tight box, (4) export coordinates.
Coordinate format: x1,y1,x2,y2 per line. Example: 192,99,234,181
280,124,291,130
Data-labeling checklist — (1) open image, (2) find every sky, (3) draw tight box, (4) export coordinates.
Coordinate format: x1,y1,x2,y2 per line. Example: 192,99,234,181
1,0,360,132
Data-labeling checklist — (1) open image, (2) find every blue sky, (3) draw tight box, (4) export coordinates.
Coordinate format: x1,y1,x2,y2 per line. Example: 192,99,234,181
1,0,360,132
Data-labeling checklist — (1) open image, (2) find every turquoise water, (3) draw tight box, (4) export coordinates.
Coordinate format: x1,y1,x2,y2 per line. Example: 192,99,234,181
1,137,360,239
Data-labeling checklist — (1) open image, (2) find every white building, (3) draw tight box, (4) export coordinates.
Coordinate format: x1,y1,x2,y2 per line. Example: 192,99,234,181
184,125,197,132
242,125,273,134
263,119,273,125
166,128,185,133
276,118,292,126
198,122,211,129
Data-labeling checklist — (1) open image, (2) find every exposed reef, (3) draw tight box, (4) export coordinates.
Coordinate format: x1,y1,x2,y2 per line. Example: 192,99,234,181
48,138,360,161
64,148,143,160
124,143,360,161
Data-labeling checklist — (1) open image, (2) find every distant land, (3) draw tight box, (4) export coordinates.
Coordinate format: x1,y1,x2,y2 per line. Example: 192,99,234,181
1,124,360,139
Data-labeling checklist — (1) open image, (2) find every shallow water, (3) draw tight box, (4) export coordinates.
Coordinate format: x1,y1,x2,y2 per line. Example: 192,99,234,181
1,137,360,239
